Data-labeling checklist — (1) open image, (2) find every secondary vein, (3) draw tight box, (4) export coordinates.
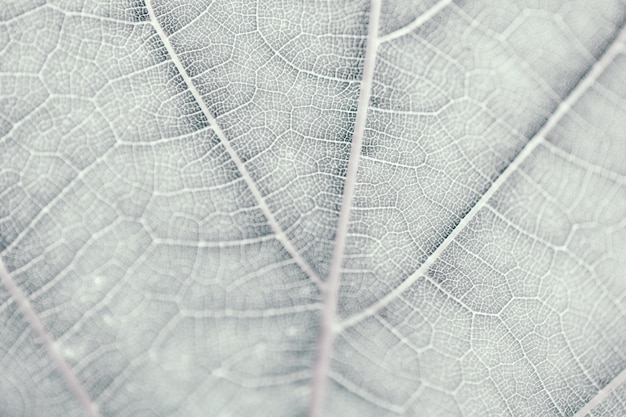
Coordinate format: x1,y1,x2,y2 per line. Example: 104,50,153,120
145,0,322,287
379,0,452,44
572,365,626,417
307,1,382,416
0,258,103,417
339,20,626,331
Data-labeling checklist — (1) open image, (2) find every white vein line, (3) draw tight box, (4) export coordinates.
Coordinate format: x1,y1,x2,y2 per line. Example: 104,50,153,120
339,22,626,331
144,0,322,288
378,0,452,44
307,1,382,416
572,367,626,417
0,258,102,417
541,139,626,185
180,302,322,319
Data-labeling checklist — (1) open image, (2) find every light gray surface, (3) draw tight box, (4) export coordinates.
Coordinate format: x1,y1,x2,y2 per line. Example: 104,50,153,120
0,1,625,416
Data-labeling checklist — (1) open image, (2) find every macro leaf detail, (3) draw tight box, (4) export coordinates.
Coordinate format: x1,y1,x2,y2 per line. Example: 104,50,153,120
0,1,625,416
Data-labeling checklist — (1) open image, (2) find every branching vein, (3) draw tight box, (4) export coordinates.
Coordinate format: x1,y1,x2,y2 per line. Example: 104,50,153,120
379,0,453,44
307,1,382,416
144,0,322,287
339,21,626,330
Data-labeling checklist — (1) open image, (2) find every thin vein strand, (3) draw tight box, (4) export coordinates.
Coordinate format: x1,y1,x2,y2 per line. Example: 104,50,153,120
145,0,322,288
307,1,382,416
340,22,626,330
379,0,452,44
0,258,103,417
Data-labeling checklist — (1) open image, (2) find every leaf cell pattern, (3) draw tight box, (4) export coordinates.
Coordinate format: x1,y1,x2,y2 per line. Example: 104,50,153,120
0,1,625,416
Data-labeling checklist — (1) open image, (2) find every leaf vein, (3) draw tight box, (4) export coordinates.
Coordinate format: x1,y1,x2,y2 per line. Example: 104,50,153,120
0,258,103,417
144,0,322,287
308,1,383,416
339,21,626,330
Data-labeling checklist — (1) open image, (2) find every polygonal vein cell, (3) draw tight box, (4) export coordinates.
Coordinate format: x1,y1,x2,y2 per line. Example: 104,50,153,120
144,0,322,288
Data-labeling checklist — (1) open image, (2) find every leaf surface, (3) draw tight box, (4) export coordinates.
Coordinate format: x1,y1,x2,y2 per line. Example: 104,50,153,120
0,1,625,416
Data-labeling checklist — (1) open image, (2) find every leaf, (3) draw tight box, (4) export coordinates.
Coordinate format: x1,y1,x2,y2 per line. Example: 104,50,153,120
0,1,625,416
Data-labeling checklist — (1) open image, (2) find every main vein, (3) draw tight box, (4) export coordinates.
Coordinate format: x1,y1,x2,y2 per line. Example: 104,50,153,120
144,0,322,287
339,22,626,331
0,258,102,417
307,1,382,416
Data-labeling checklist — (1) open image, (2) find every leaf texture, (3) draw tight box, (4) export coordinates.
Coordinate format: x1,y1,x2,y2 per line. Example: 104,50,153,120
0,1,625,416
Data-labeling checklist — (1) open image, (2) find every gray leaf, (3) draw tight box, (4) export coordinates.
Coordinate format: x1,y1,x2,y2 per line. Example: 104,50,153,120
1,1,625,416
